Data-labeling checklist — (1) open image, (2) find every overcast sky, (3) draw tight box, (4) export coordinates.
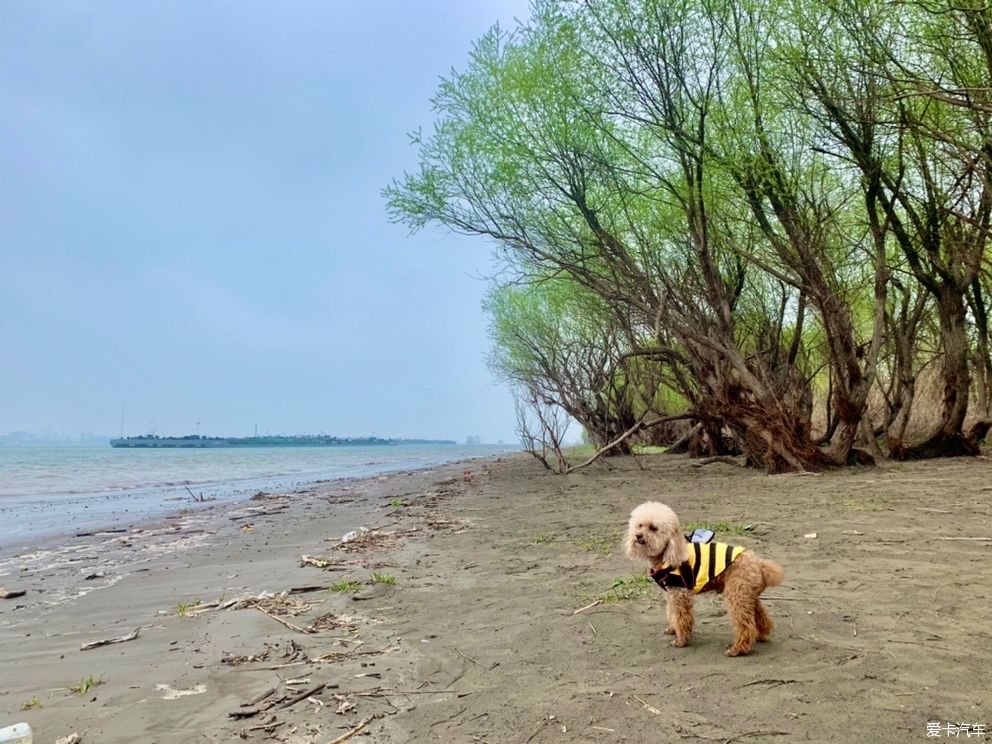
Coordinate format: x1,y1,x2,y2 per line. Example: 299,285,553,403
0,1,532,442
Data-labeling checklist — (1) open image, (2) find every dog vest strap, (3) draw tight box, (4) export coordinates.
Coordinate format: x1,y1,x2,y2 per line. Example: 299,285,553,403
650,560,695,591
652,543,747,593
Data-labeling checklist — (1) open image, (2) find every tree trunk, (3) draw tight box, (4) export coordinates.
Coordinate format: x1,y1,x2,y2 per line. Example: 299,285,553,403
896,288,977,458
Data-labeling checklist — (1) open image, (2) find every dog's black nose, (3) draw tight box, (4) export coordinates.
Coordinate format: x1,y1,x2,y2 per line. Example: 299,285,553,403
635,534,645,544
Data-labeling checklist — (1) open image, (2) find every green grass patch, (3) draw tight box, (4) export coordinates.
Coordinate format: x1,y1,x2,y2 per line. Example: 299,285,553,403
20,697,43,711
70,675,103,695
563,443,597,459
838,499,885,512
533,533,550,544
599,575,653,603
683,521,753,536
330,580,363,593
578,532,619,556
390,498,407,508
370,571,396,585
632,444,667,454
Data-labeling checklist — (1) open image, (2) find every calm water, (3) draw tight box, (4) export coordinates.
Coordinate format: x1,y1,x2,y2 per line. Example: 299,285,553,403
0,443,517,547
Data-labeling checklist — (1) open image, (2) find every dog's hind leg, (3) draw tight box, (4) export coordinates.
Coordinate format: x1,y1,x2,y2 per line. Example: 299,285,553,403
723,581,759,657
666,589,694,647
754,599,774,642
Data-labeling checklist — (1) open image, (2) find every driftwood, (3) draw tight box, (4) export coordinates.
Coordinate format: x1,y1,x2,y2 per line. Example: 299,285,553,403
562,413,696,474
278,682,326,709
254,606,310,634
81,627,140,651
74,529,127,537
244,686,278,707
690,455,745,468
326,714,379,744
299,555,347,570
229,507,288,521
0,587,26,599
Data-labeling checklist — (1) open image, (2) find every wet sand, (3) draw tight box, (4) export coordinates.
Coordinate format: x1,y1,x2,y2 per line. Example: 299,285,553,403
2,453,991,742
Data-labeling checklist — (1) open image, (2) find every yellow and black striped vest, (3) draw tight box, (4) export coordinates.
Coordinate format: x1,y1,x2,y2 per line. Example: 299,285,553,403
650,542,746,593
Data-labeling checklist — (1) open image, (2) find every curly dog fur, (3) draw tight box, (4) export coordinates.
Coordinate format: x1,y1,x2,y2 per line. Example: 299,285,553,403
625,501,784,657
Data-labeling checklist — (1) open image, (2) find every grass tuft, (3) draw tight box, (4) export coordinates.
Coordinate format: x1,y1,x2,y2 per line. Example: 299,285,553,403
70,675,103,695
370,571,396,585
599,575,653,603
20,697,43,711
579,532,619,556
175,598,202,617
330,580,363,593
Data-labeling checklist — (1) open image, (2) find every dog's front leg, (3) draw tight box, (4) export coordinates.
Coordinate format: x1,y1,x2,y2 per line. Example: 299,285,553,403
664,595,676,635
666,588,694,647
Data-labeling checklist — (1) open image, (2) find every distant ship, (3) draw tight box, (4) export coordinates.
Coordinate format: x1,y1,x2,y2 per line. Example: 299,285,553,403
110,435,456,448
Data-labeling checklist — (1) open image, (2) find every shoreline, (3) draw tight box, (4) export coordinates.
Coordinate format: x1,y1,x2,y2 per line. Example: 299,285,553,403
0,447,515,553
2,453,990,742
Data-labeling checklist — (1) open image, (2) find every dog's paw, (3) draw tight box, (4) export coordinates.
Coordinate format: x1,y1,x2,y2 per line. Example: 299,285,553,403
671,637,689,648
664,626,676,636
724,645,753,657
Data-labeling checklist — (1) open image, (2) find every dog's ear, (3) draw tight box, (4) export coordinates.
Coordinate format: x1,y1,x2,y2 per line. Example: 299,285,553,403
623,520,639,560
661,524,688,566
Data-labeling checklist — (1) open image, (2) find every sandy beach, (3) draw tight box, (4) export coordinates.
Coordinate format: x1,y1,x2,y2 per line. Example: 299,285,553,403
2,452,991,743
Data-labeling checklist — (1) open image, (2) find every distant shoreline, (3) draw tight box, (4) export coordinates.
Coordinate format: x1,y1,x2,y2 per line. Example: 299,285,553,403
0,443,518,552
109,435,459,449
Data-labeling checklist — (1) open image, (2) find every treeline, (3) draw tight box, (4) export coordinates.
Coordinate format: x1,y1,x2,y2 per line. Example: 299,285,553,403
387,0,992,472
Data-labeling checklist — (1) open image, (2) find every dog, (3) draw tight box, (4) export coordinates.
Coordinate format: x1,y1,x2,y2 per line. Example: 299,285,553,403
625,501,784,656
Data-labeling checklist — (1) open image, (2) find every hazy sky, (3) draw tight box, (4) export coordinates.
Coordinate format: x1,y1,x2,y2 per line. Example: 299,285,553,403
0,1,532,442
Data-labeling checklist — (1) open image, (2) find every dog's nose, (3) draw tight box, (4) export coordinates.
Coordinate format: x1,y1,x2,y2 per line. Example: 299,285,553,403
635,533,645,544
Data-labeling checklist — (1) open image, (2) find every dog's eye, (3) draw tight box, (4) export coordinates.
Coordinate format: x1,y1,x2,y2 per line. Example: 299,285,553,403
649,525,658,532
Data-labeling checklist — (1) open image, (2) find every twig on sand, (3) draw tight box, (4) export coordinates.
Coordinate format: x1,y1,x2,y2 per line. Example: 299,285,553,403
572,599,602,615
241,720,284,736
624,671,671,694
738,678,800,689
0,587,27,599
723,731,791,743
780,610,863,653
254,606,310,634
184,485,207,503
288,585,329,594
81,626,140,651
244,686,278,707
455,648,494,670
937,536,991,541
691,456,744,468
630,694,661,715
278,682,326,709
326,714,380,744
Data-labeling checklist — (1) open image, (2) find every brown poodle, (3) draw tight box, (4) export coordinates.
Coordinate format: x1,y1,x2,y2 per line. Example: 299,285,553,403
625,501,784,657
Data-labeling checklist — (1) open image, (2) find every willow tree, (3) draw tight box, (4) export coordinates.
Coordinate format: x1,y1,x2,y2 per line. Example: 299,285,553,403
783,0,992,456
387,0,991,471
485,277,645,453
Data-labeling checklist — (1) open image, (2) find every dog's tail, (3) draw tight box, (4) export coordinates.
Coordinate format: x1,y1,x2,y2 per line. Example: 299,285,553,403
761,559,784,588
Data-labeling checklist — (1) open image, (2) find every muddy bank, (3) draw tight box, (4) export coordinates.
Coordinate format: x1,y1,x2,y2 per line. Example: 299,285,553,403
2,454,990,742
